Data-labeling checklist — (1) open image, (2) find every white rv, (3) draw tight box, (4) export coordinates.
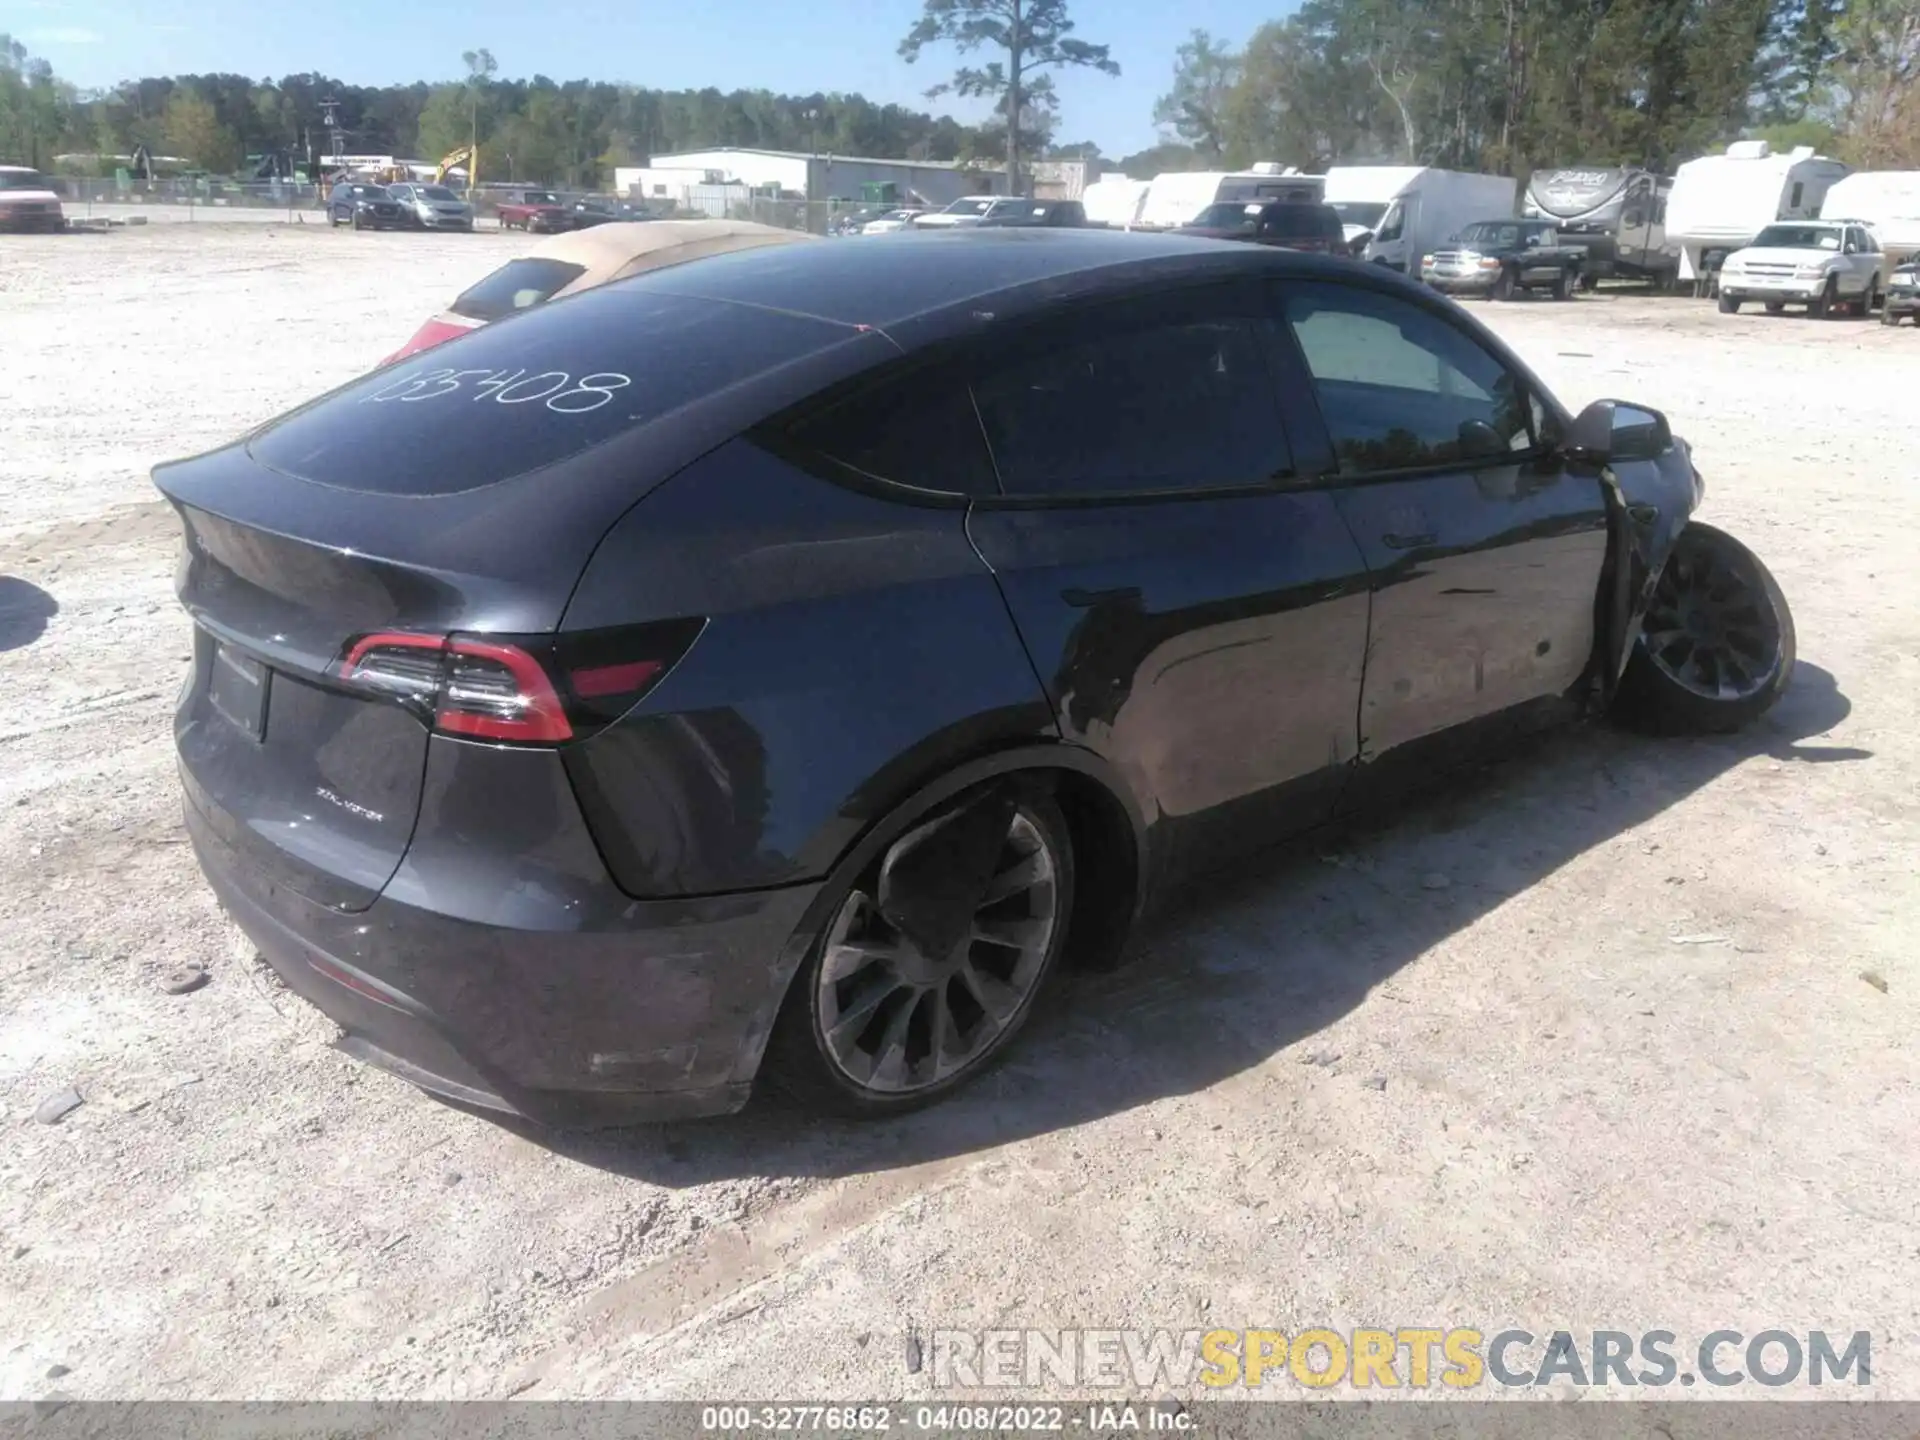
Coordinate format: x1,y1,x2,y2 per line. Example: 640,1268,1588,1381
1522,165,1679,285
1135,164,1324,231
1665,141,1850,287
1820,171,1920,268
1081,175,1150,229
1331,167,1517,273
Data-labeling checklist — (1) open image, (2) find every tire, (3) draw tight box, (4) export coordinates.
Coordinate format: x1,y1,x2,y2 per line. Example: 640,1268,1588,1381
1883,304,1902,327
1809,276,1836,318
762,781,1076,1118
1612,522,1796,735
1765,300,1785,315
1492,266,1517,301
350,210,362,232
1860,284,1881,317
1718,292,1740,313
1552,268,1573,300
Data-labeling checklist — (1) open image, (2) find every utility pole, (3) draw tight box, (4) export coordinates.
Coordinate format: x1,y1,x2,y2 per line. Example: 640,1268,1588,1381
319,97,346,167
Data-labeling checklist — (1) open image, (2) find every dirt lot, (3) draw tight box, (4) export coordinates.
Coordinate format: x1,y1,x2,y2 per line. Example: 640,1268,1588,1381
1,223,1915,1403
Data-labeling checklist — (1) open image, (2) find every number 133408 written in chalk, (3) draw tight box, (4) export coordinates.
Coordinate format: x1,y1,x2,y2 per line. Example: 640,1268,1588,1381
361,366,633,414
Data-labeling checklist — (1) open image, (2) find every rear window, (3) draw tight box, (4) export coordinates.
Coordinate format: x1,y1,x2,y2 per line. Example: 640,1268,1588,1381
1191,203,1261,232
450,257,589,321
1266,205,1342,237
248,288,853,496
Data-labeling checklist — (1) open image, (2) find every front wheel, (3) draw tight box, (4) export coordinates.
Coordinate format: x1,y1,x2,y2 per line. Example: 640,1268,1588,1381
1612,522,1795,735
1718,292,1740,313
1553,268,1573,300
1492,266,1517,301
763,783,1075,1117
1809,276,1837,318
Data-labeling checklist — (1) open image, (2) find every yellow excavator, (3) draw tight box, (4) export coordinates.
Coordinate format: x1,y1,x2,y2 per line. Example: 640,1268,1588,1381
434,146,478,194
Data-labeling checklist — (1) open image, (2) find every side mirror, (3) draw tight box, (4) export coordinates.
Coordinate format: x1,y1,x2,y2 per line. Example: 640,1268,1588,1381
1565,399,1672,465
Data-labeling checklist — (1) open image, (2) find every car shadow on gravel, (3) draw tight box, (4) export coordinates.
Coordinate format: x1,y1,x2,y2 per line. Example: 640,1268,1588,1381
538,662,1861,1184
0,576,59,652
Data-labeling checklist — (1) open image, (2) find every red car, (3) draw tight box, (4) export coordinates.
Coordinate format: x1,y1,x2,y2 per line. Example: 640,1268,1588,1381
380,219,817,366
494,188,569,232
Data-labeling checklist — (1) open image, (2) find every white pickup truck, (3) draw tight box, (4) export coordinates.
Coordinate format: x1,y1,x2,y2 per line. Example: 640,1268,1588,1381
1716,219,1885,317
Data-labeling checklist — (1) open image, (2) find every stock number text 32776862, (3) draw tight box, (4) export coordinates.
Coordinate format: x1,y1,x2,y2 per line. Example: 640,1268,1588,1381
360,365,634,415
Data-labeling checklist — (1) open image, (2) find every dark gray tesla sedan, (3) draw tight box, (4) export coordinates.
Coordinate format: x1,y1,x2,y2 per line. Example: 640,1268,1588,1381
156,230,1795,1126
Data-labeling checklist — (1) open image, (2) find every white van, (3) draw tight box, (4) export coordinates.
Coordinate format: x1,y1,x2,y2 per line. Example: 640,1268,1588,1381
1666,141,1849,286
1081,176,1150,229
1135,165,1324,231
1819,170,1920,268
1338,168,1517,273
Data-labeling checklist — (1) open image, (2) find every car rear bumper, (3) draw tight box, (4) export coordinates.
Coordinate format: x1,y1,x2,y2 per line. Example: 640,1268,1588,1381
184,772,824,1128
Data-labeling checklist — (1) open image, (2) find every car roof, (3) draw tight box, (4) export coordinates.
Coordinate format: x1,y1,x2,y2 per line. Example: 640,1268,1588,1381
619,228,1366,342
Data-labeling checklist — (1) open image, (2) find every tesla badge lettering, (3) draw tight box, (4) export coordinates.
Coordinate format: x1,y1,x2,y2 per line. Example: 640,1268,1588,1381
315,787,385,824
360,366,633,415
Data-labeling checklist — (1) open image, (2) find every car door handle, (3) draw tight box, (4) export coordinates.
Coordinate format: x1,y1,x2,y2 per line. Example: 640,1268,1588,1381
1382,532,1436,550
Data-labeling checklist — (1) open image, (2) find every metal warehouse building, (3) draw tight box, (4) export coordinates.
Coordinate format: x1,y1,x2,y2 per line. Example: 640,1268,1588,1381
615,147,1009,211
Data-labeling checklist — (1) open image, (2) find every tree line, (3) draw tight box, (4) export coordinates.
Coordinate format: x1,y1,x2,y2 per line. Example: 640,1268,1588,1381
1150,0,1919,177
0,44,1026,187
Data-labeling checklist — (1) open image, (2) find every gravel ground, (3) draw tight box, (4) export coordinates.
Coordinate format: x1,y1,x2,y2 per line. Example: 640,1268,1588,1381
1,224,1915,1403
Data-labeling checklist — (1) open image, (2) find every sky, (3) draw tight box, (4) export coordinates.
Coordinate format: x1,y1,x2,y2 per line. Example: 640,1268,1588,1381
10,0,1289,158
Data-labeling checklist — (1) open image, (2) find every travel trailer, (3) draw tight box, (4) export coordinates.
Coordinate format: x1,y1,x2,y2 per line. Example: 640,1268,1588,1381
1819,171,1920,268
1523,165,1679,285
1135,164,1324,231
1665,141,1849,289
1331,167,1516,273
1081,175,1150,229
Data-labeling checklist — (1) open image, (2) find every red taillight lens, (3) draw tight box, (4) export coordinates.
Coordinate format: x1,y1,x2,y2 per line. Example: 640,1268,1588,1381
334,621,704,746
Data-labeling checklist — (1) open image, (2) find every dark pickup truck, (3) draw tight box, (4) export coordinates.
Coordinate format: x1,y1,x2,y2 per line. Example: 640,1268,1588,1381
1421,219,1587,299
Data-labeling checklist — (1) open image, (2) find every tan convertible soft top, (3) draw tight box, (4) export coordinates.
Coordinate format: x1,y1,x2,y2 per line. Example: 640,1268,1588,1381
527,219,818,300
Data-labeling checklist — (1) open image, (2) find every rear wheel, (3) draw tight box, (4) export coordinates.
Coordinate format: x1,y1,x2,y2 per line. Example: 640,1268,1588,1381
763,783,1075,1117
1613,522,1795,734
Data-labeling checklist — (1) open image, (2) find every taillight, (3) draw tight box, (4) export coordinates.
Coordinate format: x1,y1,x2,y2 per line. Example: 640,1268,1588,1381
334,619,704,745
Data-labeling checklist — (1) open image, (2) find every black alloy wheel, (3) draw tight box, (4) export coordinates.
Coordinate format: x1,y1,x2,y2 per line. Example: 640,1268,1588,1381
766,784,1074,1115
1614,523,1795,733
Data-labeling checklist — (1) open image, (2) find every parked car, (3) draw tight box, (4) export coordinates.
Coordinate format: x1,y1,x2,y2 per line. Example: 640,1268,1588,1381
830,205,894,236
385,182,474,232
860,208,931,234
974,200,1089,229
496,189,569,233
911,195,1001,228
157,232,1794,1127
0,165,65,232
570,196,652,229
1177,200,1350,255
379,219,817,365
327,182,407,231
1882,256,1920,325
1421,219,1587,299
1716,220,1884,317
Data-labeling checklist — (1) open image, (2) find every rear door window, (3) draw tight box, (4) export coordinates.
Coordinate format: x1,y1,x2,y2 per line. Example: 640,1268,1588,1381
971,293,1293,498
449,257,590,321
248,289,857,496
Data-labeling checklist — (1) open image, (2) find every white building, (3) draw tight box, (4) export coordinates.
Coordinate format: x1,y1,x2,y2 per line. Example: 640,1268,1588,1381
615,147,1007,211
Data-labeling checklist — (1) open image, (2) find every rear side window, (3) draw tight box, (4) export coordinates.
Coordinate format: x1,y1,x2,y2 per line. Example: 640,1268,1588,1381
1283,281,1534,474
785,376,997,496
249,289,854,496
973,314,1292,497
450,257,589,322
